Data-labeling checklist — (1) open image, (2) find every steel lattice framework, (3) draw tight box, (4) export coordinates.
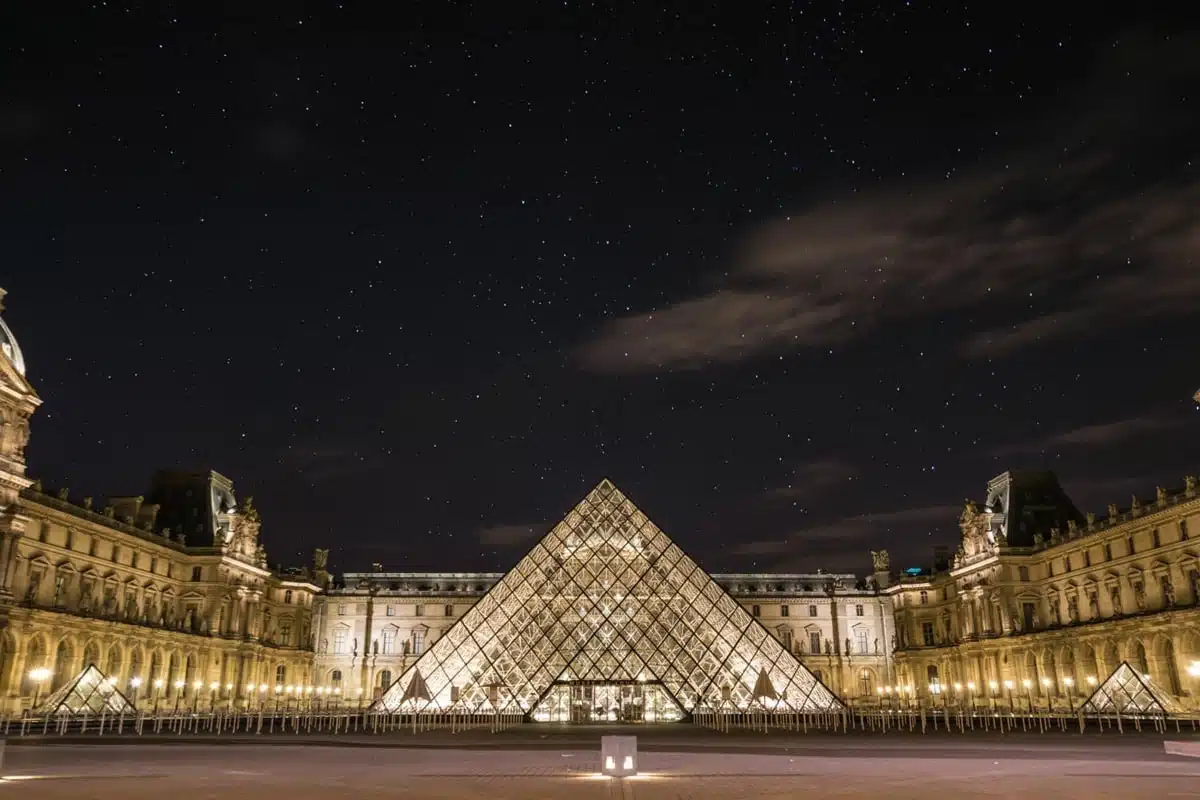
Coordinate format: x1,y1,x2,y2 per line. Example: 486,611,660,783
1079,661,1184,716
372,480,844,717
38,664,136,716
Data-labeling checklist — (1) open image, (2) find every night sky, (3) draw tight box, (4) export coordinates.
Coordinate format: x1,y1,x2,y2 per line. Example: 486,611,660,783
3,4,1197,578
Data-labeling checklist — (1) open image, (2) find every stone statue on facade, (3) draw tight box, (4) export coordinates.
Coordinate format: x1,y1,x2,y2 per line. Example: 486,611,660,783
314,549,329,570
1133,582,1147,611
1156,486,1168,506
1186,475,1198,496
1107,503,1119,519
1088,592,1099,618
870,550,890,573
1111,588,1122,615
1067,596,1079,623
844,637,851,656
1048,598,1060,626
1162,578,1175,607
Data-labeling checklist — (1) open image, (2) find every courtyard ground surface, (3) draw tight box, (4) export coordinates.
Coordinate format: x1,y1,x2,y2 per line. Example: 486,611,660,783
3,725,1199,799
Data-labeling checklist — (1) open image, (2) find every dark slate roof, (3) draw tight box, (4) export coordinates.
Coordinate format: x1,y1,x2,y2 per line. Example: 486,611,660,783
985,470,1085,548
146,469,236,548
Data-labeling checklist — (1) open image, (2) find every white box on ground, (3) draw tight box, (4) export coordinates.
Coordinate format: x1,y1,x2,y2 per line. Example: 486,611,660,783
601,735,637,777
1164,741,1200,758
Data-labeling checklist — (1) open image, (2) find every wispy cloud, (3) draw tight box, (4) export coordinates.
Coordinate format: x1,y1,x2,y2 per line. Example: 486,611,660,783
478,522,547,546
766,458,857,502
735,504,959,556
992,415,1182,457
575,34,1200,373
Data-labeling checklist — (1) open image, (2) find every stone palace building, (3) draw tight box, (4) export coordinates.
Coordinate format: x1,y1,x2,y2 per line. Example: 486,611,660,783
0,287,1196,715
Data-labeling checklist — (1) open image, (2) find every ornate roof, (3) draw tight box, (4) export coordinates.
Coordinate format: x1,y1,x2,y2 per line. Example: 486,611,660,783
0,302,27,377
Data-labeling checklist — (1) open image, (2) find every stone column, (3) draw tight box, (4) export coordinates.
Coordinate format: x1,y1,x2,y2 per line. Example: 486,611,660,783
359,594,375,696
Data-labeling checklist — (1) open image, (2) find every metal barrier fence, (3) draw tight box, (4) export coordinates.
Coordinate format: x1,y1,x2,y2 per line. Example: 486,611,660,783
0,708,526,738
2,707,1198,739
692,707,1200,735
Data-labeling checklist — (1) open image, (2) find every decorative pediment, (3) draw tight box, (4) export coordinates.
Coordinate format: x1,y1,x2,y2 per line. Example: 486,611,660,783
26,552,51,568
180,590,206,601
53,559,77,573
122,575,139,585
78,565,97,578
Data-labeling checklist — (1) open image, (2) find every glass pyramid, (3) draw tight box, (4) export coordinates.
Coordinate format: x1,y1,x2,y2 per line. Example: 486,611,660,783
373,479,844,719
37,663,137,716
1078,661,1184,716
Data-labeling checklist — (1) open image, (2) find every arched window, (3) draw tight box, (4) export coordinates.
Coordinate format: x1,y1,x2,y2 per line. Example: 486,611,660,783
275,664,286,685
283,590,293,604
858,669,875,696
377,669,392,688
330,669,343,689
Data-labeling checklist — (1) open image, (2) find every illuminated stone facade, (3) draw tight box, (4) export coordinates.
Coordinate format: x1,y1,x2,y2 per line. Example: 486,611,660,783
889,471,1200,710
0,290,320,712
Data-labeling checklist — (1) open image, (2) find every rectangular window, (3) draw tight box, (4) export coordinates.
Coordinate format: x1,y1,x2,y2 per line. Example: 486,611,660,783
1083,550,1091,567
1018,566,1029,582
415,604,424,617
444,604,453,617
112,546,120,563
855,629,868,653
411,629,425,654
382,629,396,655
855,604,864,617
808,605,817,617
386,605,395,616
279,624,291,646
781,630,793,651
332,629,347,654
1127,537,1135,556
921,622,935,646
1103,543,1112,561
1151,528,1160,548
337,604,346,616
809,631,822,654
1022,602,1036,630
751,605,761,617
780,605,788,617
190,566,202,582
1181,519,1190,539
919,591,928,605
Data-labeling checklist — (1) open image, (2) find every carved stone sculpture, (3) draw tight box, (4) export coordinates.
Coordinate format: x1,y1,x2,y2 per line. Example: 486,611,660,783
870,550,890,572
1111,588,1122,615
1162,578,1175,607
1133,582,1146,611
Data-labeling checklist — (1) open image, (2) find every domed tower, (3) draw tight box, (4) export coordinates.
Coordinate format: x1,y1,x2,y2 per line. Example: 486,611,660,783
0,289,41,595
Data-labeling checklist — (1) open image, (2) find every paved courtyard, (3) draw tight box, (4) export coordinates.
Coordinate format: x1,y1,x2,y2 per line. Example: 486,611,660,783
2,727,1198,799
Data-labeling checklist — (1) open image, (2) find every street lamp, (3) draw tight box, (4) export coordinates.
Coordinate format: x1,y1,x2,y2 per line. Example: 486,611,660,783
1040,677,1052,711
1188,661,1200,678
1003,680,1014,711
28,667,51,710
153,678,164,713
1063,676,1075,707
130,675,143,708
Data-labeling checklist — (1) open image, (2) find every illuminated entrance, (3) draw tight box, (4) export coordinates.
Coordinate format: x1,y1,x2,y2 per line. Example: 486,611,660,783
371,481,844,722
531,680,684,723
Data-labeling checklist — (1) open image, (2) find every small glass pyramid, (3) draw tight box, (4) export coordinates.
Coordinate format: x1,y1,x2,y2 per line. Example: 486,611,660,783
373,479,844,719
36,663,137,716
1078,661,1184,716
